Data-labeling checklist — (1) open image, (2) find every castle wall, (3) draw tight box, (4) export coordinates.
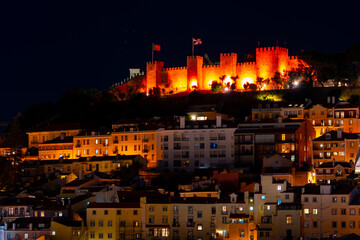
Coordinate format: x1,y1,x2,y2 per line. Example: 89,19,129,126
187,56,203,91
146,61,164,92
162,67,187,92
202,65,221,90
119,46,302,94
236,62,257,89
220,53,237,77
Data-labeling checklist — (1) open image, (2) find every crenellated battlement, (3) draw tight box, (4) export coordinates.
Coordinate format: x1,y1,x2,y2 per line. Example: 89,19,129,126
256,46,288,52
237,62,256,66
203,64,221,68
220,53,237,57
187,56,203,60
163,66,187,71
146,61,164,66
289,56,298,60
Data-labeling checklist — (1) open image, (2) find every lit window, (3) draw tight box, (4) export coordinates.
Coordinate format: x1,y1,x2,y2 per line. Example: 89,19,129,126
277,185,282,191
286,216,292,224
249,206,254,211
261,195,265,200
197,224,203,231
313,209,318,215
282,134,286,141
52,231,56,236
304,209,309,214
267,205,270,210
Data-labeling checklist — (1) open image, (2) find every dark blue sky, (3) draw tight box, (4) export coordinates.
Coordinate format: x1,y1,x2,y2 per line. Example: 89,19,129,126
1,1,359,121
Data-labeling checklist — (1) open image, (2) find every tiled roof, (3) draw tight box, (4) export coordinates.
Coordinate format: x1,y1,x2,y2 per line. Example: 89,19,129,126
313,130,359,141
87,202,140,208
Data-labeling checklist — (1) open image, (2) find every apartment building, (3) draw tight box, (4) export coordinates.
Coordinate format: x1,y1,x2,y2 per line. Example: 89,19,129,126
157,116,237,172
86,202,143,240
312,129,359,167
27,123,83,149
251,101,305,121
38,135,74,160
235,118,315,169
301,182,360,239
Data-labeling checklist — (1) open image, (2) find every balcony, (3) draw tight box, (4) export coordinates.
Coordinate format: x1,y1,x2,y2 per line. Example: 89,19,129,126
142,139,149,143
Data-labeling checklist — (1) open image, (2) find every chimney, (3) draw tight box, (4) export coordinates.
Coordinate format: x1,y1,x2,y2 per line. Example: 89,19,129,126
337,128,342,139
91,131,95,136
327,96,331,104
332,96,336,104
216,115,222,128
180,116,185,129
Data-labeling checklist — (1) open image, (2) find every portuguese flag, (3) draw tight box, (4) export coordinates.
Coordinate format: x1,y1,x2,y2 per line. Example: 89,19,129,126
152,44,161,51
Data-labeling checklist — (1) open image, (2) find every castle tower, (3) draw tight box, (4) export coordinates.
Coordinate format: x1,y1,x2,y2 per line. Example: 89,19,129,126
220,53,237,77
256,47,289,80
187,56,203,91
146,61,164,93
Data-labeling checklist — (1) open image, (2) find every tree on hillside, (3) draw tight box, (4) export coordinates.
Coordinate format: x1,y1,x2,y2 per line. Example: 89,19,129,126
211,81,223,93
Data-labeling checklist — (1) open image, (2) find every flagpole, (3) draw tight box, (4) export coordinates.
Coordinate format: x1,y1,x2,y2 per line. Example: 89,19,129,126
152,43,154,63
192,39,194,57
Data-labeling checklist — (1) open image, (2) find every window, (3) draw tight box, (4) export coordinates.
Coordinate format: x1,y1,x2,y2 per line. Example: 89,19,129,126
304,221,309,228
90,221,95,227
163,206,168,211
173,206,179,214
304,209,309,215
313,209,318,215
120,221,125,227
304,197,308,202
350,221,355,228
212,206,216,214
92,210,96,215
341,221,346,228
133,210,138,215
222,216,227,224
149,216,154,223
350,208,355,215
261,195,265,200
285,194,290,200
250,206,254,211
117,210,121,215
149,206,154,212
188,206,193,214
221,206,227,214
240,230,245,237
104,210,108,215
108,233,113,239
108,221,112,227
341,209,346,215
277,185,282,191
332,222,337,228
90,233,95,239
99,233,103,239
99,220,103,227
341,197,346,202
197,224,203,231
162,216,168,224
313,197,317,202
286,216,292,224
313,221,318,228
133,221,139,227
333,197,337,202
332,209,337,215
197,211,202,218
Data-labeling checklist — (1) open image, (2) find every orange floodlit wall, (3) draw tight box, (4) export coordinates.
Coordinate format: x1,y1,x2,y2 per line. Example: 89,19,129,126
118,46,300,93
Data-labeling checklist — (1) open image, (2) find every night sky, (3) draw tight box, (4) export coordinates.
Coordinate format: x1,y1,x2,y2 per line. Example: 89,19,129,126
1,1,359,122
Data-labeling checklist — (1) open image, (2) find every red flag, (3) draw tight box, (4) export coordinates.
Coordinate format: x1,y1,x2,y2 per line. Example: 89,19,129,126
153,44,161,51
192,38,202,45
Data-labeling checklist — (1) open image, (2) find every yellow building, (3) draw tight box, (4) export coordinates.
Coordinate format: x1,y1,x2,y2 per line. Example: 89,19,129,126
312,130,359,167
38,136,75,160
51,219,87,240
86,202,143,240
252,101,305,121
229,214,257,240
305,102,360,137
27,123,82,149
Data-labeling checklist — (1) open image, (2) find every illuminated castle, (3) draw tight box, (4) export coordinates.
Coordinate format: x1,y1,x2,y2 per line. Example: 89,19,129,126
116,46,301,94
